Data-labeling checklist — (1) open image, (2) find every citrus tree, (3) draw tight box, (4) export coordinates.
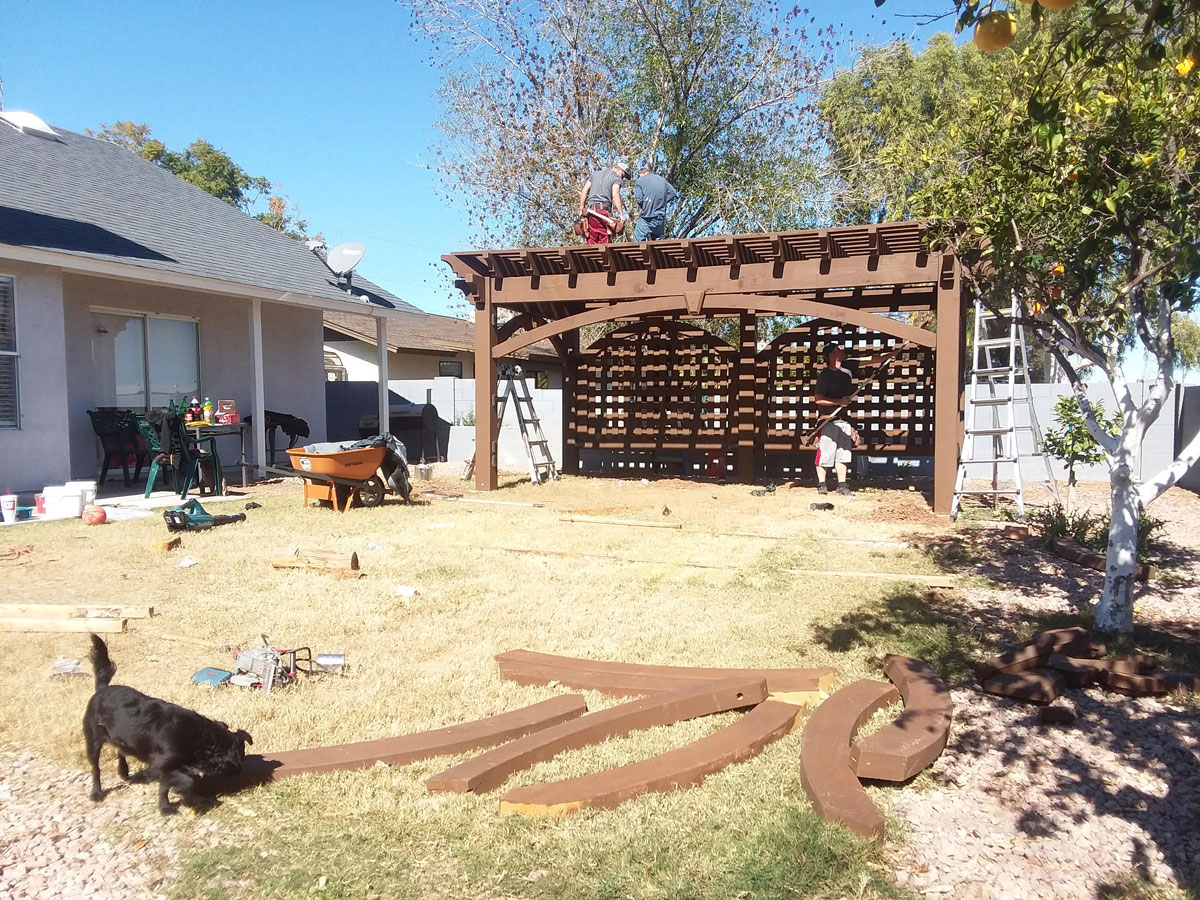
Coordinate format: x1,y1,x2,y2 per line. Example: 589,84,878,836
1042,395,1119,513
910,5,1198,632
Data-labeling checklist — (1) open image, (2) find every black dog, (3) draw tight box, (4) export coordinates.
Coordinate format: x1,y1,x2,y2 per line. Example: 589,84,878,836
84,634,252,814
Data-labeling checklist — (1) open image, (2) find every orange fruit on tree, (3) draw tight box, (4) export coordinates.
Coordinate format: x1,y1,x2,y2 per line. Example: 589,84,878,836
974,11,1018,52
1052,263,1065,275
1050,286,1063,300
1037,0,1076,8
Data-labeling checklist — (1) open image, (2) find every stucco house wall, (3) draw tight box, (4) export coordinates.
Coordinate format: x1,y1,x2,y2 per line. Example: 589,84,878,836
0,262,72,491
325,338,476,381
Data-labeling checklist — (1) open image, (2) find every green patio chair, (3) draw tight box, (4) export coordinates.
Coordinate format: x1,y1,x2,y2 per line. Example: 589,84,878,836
132,414,178,498
169,414,224,498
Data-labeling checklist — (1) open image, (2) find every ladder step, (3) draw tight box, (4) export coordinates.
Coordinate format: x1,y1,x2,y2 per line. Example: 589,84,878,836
973,367,1019,377
968,397,1013,406
976,337,1016,348
956,488,1022,496
966,426,1015,436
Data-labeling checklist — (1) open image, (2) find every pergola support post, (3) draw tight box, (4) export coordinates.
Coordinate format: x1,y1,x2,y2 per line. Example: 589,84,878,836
735,312,757,482
475,284,498,490
933,256,964,515
561,329,580,475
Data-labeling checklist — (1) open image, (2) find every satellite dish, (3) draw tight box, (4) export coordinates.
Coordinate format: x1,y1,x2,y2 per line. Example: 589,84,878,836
326,242,366,277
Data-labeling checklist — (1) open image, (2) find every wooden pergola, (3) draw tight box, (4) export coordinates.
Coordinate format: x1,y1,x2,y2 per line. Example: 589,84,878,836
444,221,965,513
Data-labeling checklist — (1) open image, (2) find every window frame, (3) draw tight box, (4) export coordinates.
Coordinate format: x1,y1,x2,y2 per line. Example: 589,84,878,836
91,307,202,411
438,360,464,378
0,274,18,429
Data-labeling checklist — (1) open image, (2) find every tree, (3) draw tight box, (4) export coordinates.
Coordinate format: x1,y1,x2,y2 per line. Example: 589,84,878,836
400,0,832,249
1042,394,1119,514
88,121,310,237
905,6,1198,632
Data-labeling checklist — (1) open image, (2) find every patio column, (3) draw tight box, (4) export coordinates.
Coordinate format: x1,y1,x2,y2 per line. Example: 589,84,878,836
561,329,580,475
933,255,964,514
375,316,390,437
474,282,498,490
249,298,267,477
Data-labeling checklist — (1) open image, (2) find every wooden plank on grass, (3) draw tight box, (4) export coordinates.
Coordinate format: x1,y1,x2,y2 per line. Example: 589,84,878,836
0,617,127,633
785,569,956,587
0,604,153,620
559,516,682,530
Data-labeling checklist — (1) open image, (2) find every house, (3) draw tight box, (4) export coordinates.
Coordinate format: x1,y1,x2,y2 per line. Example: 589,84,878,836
0,111,418,492
323,310,564,388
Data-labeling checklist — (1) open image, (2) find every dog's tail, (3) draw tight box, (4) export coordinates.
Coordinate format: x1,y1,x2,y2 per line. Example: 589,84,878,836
89,634,116,689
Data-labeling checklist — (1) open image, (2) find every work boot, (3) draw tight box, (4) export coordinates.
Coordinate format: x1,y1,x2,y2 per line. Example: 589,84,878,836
817,483,828,495
836,483,852,496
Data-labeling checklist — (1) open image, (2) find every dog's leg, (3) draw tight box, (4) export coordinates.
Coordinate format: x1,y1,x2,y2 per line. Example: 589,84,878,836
168,770,197,810
84,720,104,802
117,754,130,781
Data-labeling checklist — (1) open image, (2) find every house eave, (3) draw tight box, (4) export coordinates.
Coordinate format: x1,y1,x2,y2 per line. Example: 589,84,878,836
0,243,412,319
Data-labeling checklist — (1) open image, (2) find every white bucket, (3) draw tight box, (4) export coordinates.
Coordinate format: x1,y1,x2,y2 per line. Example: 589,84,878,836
58,483,87,518
71,480,98,507
42,485,68,518
0,494,16,523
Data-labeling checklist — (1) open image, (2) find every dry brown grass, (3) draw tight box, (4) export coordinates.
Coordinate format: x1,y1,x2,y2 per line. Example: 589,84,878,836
0,472,956,900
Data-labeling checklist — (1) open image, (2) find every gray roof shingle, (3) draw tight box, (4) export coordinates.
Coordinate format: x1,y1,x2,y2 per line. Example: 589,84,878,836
0,121,421,313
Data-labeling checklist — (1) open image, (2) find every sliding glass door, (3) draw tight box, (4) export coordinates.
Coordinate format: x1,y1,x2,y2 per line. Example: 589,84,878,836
91,310,199,410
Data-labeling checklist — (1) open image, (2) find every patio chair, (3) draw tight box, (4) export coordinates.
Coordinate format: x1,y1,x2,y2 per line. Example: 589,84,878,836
87,409,147,487
132,414,179,498
169,414,224,498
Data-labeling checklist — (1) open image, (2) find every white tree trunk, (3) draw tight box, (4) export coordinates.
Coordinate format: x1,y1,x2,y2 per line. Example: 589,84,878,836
1093,451,1140,633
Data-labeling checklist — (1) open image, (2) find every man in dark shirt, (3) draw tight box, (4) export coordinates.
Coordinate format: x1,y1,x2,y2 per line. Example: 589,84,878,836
633,167,679,241
578,162,630,244
812,345,859,495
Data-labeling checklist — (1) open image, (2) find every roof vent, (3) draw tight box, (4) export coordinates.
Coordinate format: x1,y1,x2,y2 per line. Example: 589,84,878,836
0,110,59,141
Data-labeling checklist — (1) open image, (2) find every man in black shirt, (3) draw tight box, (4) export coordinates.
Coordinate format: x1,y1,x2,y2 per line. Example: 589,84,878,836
812,346,858,495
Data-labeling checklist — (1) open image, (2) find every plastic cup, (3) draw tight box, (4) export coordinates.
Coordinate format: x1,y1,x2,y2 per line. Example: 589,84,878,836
0,495,16,523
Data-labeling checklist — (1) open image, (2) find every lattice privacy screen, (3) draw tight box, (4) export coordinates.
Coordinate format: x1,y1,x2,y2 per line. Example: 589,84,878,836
573,320,736,450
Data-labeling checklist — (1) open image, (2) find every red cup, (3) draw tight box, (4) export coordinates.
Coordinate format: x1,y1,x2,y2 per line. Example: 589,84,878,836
35,494,46,515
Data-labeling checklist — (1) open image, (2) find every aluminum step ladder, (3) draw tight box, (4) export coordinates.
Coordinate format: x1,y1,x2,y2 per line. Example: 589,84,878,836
461,367,559,484
951,292,1059,520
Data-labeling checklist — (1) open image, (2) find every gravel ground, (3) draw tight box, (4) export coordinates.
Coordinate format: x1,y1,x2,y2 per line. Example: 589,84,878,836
0,749,219,900
884,483,1200,899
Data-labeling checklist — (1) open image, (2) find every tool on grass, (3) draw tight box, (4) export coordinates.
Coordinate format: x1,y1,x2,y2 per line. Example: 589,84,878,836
163,499,247,532
800,342,916,446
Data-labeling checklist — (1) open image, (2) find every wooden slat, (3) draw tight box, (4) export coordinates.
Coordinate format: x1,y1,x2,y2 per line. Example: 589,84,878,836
0,618,127,633
0,604,153,620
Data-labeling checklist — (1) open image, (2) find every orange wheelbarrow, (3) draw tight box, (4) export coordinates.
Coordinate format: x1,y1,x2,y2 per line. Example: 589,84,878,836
285,446,389,512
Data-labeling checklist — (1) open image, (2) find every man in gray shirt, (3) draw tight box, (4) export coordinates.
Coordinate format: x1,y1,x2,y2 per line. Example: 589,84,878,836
633,167,679,241
578,162,630,244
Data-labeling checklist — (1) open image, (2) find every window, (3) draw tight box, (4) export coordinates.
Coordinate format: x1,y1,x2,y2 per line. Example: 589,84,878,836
439,360,464,378
325,350,348,382
91,311,200,410
0,276,16,427
528,369,550,390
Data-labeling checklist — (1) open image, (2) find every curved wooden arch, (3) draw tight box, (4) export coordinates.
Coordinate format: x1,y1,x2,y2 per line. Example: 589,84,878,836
492,295,935,359
495,312,567,362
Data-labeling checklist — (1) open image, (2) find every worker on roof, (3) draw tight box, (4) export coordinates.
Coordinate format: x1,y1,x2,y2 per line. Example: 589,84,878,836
633,166,679,242
578,161,630,245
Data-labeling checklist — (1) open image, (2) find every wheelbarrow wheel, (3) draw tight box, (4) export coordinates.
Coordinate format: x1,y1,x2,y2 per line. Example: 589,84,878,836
357,476,385,508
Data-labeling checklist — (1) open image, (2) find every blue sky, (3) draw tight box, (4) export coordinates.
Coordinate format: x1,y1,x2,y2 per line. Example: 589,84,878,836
1,1,948,316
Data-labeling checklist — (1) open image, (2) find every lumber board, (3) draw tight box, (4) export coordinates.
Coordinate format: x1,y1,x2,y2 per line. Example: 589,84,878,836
980,669,1065,704
974,627,1105,683
426,677,767,795
1052,537,1152,581
0,604,153,620
198,695,589,794
1097,669,1200,697
1044,653,1159,688
500,699,803,817
0,617,127,634
271,547,360,571
785,569,956,587
496,649,837,697
800,679,899,840
559,516,682,530
851,656,952,783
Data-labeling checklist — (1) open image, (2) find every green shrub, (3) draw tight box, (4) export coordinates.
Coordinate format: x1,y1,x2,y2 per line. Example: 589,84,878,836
1029,503,1166,557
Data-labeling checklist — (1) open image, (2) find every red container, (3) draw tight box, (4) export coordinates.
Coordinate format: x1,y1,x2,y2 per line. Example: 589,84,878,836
35,494,46,515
